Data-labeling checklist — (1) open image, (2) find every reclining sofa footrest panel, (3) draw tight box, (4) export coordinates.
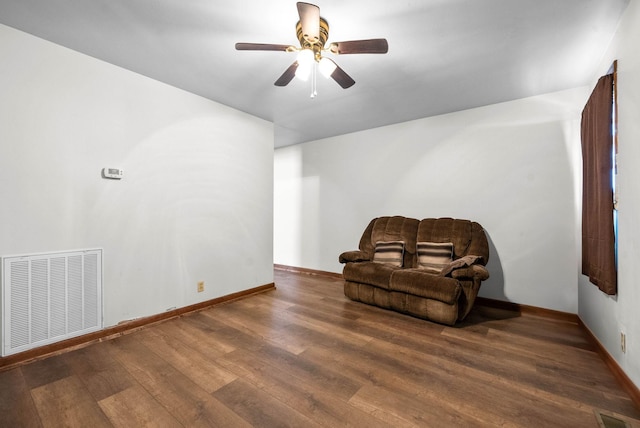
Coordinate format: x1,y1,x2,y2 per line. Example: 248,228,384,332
389,269,461,304
344,281,459,326
390,292,459,326
344,281,392,309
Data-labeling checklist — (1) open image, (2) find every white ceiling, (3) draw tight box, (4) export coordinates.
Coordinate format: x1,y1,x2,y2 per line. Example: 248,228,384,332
0,0,629,147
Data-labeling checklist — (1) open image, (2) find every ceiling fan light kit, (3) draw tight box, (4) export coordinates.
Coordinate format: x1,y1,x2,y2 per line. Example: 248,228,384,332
295,48,315,81
235,2,388,97
318,57,337,78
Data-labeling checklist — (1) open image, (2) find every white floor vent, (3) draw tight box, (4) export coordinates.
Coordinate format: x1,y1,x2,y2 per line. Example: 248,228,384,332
1,249,103,356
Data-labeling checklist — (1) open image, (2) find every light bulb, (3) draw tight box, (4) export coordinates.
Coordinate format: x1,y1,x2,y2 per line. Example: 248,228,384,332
295,49,314,81
318,57,337,78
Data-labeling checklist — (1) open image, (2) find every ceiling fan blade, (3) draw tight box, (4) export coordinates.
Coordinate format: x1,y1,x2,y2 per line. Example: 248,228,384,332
274,62,299,86
235,43,293,52
297,2,320,44
330,63,355,89
330,39,389,55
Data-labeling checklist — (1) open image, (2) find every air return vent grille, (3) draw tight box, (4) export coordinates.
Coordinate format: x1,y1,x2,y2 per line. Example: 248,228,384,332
2,249,102,356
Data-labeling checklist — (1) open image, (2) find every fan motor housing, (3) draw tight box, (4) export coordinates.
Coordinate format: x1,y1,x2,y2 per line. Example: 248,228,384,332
296,17,329,49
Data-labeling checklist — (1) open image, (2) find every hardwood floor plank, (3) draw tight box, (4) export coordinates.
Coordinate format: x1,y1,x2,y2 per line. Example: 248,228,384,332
30,375,112,428
206,302,311,355
156,315,237,356
280,303,378,348
212,378,321,428
350,383,492,427
214,345,389,427
64,342,133,402
98,385,182,427
183,311,266,353
108,335,249,427
0,368,43,428
20,353,73,390
219,342,362,402
485,326,606,367
249,292,304,312
136,326,237,393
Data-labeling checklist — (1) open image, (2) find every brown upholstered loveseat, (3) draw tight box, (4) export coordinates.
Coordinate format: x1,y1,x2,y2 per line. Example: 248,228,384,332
339,216,490,325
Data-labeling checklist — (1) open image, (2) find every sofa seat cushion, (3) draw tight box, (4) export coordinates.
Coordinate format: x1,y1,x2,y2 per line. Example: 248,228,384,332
343,262,400,290
389,269,461,304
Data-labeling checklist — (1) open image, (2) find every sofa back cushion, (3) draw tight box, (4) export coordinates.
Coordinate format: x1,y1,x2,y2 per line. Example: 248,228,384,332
359,216,419,268
358,216,489,268
417,218,489,263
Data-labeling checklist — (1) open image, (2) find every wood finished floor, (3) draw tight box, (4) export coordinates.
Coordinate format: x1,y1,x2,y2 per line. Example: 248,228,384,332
1,269,639,427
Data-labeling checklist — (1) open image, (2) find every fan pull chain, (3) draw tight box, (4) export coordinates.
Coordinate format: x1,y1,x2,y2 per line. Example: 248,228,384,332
311,62,318,98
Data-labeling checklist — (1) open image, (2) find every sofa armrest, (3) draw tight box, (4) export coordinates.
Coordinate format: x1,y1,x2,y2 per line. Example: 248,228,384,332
339,250,370,264
450,264,490,281
439,255,483,277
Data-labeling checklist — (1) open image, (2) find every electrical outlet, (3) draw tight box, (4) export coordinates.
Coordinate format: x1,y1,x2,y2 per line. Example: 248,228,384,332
197,281,205,293
621,332,626,353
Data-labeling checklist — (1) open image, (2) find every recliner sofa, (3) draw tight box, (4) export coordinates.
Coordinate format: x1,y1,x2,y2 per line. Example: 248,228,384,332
339,216,490,326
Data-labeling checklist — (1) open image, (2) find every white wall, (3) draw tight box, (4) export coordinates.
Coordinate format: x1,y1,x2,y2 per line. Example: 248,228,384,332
579,0,640,389
0,24,274,327
275,87,588,314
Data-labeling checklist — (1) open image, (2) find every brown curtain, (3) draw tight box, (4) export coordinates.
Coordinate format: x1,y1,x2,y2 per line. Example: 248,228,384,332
581,74,616,295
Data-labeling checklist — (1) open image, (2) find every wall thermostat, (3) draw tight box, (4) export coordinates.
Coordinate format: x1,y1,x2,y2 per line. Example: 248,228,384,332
102,168,124,179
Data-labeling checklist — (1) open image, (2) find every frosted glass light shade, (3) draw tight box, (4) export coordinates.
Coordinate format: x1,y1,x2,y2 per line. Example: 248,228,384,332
318,57,337,78
295,49,314,81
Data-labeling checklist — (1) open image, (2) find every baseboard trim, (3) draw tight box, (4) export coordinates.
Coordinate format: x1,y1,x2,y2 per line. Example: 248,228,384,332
474,296,579,323
274,264,343,279
0,282,275,372
578,318,640,409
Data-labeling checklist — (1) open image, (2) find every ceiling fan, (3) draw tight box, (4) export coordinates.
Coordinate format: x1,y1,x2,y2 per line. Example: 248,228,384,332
235,2,388,93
